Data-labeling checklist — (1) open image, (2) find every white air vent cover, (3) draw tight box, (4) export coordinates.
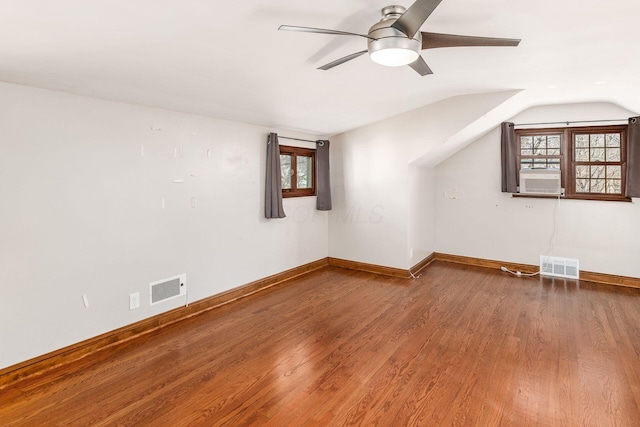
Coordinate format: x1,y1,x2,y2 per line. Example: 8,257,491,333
520,169,562,195
150,273,186,305
540,256,579,279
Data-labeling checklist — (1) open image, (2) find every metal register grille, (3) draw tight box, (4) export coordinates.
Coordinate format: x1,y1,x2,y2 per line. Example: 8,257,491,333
150,274,186,305
540,256,579,280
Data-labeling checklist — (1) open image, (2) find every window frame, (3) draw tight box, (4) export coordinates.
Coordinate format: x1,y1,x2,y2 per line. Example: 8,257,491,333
514,125,630,202
279,145,316,198
515,127,565,175
566,125,627,201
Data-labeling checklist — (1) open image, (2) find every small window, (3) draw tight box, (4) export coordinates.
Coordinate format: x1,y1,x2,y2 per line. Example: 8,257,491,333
514,125,628,201
517,131,563,172
279,145,316,198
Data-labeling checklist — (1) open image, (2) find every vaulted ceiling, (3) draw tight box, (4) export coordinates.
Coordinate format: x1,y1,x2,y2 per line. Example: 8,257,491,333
1,0,638,135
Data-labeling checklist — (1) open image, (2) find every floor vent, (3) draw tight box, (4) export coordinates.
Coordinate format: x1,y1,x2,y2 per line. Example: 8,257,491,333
150,274,187,305
540,256,579,280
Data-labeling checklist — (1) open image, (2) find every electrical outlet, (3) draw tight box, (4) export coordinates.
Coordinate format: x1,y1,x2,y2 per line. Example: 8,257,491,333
129,292,140,310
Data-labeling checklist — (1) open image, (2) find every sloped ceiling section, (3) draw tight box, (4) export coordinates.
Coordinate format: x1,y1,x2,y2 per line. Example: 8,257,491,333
0,1,639,136
412,89,531,167
413,91,640,168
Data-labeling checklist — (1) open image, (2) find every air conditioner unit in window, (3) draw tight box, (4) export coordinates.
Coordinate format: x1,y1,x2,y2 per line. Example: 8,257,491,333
519,169,562,195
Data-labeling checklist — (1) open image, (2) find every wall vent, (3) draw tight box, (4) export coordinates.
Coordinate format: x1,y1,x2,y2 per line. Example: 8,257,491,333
150,274,186,305
540,256,579,280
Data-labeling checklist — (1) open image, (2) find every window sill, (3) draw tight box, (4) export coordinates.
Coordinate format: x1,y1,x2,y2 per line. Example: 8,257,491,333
511,193,631,202
282,193,316,199
511,193,562,199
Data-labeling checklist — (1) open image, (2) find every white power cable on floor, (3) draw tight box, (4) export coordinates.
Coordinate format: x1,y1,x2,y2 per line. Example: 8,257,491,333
500,266,540,278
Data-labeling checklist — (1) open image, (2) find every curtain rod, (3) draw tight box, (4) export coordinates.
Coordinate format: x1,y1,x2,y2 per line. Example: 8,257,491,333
514,118,628,127
280,136,317,143
278,135,326,146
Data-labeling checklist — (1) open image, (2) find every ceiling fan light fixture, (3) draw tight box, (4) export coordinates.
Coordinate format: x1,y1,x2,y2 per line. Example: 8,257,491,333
367,7,422,68
370,47,419,67
281,1,521,76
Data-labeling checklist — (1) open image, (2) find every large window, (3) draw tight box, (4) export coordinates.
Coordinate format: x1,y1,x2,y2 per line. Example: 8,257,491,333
515,125,628,201
279,145,316,198
571,128,625,196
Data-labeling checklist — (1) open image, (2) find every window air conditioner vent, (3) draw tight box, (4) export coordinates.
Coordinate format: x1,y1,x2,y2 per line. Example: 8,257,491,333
519,169,562,195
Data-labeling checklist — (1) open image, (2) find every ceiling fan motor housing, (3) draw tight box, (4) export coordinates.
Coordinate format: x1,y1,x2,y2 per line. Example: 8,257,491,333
367,5,422,66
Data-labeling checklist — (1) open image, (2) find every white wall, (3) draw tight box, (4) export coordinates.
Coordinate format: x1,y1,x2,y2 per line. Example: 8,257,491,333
328,91,519,269
435,102,640,278
408,165,436,267
0,82,328,369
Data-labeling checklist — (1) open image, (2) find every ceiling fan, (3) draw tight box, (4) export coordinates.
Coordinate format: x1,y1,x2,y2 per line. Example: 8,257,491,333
279,0,520,76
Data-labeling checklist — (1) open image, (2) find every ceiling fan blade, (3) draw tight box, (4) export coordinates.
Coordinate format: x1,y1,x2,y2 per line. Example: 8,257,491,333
318,50,368,71
391,0,444,38
421,32,521,49
408,56,433,76
279,25,375,40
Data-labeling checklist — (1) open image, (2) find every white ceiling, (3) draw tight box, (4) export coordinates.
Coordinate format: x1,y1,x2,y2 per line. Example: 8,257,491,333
1,0,639,136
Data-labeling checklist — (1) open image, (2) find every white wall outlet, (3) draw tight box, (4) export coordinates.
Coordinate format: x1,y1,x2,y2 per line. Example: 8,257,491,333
129,292,140,310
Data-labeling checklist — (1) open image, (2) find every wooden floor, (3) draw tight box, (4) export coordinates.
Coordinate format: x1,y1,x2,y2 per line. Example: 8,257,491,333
2,262,640,426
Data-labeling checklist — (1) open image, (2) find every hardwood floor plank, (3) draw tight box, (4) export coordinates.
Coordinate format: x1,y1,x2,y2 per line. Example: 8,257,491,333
1,262,640,426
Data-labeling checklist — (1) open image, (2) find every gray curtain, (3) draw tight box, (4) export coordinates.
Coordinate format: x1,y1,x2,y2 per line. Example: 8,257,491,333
316,140,332,210
501,122,518,193
265,133,286,219
626,117,640,198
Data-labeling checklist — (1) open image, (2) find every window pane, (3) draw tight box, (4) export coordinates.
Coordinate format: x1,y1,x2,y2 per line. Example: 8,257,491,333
548,149,560,156
576,165,589,179
606,133,620,147
520,136,533,150
280,154,292,189
548,135,561,149
576,179,589,192
575,148,589,161
548,158,561,168
606,179,622,194
591,165,605,179
296,155,313,189
591,179,605,193
607,165,621,179
533,159,549,168
534,136,547,150
590,148,605,162
520,159,533,169
590,134,605,147
575,134,589,147
534,147,547,156
606,147,621,162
